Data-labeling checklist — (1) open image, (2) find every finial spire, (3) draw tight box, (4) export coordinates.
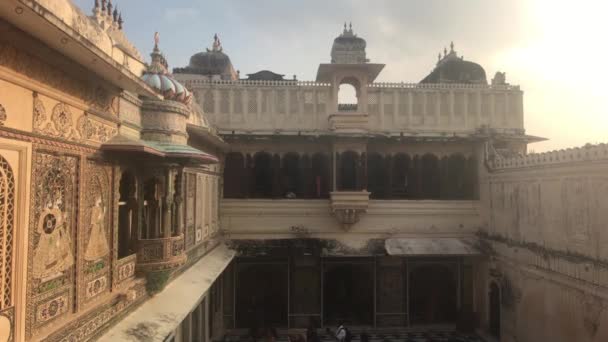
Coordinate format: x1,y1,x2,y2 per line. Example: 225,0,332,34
443,47,447,57
438,53,441,62
107,0,112,16
118,12,123,29
343,22,347,34
101,0,106,11
211,33,222,52
113,7,118,22
94,0,99,10
349,22,352,31
154,31,160,50
450,41,454,52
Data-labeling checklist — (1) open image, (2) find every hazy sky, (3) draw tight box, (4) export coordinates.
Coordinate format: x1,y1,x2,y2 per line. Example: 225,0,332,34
75,0,607,152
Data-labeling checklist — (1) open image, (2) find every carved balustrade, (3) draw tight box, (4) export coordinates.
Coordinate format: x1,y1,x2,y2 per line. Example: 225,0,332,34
135,234,186,272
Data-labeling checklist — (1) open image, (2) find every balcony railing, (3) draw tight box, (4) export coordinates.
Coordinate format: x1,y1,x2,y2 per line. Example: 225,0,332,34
136,234,187,271
338,103,358,112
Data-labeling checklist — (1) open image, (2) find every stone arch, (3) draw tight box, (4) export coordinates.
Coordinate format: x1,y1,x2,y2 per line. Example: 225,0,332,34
420,153,440,199
311,153,330,198
224,152,245,198
366,153,386,199
253,152,273,198
392,153,412,199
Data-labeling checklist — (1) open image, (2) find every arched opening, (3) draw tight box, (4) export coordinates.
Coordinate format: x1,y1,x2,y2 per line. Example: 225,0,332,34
282,153,300,197
142,177,163,239
338,151,358,191
311,153,330,198
420,154,440,199
118,171,137,258
489,282,501,338
253,152,273,198
224,152,245,198
367,153,386,199
392,153,412,199
323,263,374,326
338,77,360,112
464,156,478,199
409,264,457,324
447,154,467,199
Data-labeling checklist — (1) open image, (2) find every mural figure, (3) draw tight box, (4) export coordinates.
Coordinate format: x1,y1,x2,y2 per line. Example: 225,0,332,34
84,196,109,261
32,198,74,280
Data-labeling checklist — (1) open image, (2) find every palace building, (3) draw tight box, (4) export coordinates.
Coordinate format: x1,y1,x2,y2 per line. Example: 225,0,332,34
0,1,607,342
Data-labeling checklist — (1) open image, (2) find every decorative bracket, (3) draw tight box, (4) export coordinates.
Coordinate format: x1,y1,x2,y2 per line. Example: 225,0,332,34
330,191,370,231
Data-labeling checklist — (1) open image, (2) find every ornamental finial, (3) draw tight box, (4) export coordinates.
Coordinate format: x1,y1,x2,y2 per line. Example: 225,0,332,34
450,41,454,52
118,12,123,29
212,33,222,52
101,0,106,11
349,22,353,33
94,0,99,10
444,47,447,57
154,32,160,49
113,7,118,22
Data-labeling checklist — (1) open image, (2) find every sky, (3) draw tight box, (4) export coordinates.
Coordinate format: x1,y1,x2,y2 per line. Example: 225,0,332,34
74,0,607,152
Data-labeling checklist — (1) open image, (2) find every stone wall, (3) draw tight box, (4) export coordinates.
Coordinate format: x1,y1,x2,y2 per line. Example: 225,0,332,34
478,144,608,342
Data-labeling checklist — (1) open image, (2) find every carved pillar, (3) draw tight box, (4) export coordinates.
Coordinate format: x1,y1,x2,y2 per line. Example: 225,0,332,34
385,154,393,199
162,168,174,238
357,152,367,191
334,152,340,191
174,168,185,236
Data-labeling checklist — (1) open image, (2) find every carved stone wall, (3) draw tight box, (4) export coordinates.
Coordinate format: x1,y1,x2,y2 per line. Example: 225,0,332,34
78,161,113,310
27,152,79,337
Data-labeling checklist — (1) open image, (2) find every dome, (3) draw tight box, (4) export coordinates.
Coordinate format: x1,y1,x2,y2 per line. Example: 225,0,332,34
173,34,237,79
331,23,368,64
420,43,487,84
141,33,192,104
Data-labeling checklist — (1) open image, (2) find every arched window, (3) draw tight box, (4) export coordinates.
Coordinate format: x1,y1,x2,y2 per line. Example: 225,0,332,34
0,155,15,310
367,153,386,199
282,153,300,197
447,154,467,199
338,77,360,112
118,171,137,258
253,152,273,198
465,156,478,199
339,151,359,191
311,153,330,198
224,152,245,198
392,153,412,199
421,154,440,199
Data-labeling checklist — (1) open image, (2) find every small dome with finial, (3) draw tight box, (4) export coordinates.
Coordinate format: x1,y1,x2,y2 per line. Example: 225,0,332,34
173,34,237,80
420,42,487,84
331,22,368,64
141,32,192,104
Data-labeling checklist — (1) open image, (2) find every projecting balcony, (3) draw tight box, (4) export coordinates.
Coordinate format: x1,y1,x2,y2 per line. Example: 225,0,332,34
220,199,481,238
135,234,187,272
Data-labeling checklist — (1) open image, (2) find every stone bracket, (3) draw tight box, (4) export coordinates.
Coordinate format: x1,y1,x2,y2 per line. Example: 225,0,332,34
330,191,370,231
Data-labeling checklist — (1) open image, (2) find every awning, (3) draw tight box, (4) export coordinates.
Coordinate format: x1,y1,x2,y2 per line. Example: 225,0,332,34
385,237,480,256
99,244,235,342
101,135,219,164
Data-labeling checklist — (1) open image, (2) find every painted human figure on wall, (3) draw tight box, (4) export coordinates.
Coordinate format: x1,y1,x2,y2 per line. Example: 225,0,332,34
84,196,109,261
32,198,74,280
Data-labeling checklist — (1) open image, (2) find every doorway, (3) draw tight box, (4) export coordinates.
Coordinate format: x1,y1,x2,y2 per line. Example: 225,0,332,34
236,262,288,328
323,262,373,325
489,282,501,338
409,263,457,324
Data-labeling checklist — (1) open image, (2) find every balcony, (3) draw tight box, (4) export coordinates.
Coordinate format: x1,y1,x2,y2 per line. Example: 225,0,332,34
136,234,187,272
220,199,481,238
